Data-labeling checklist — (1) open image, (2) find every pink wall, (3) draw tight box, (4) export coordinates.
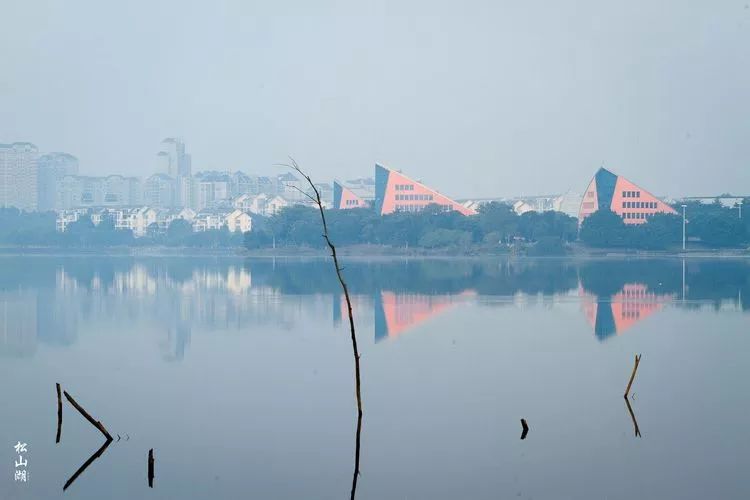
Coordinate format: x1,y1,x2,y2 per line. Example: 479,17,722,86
339,186,365,209
610,177,677,225
381,169,476,216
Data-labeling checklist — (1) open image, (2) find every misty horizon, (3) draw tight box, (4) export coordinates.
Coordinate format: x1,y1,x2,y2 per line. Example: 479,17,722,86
2,1,749,200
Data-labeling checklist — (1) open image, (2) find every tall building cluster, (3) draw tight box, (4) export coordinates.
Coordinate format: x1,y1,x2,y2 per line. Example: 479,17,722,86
0,138,324,217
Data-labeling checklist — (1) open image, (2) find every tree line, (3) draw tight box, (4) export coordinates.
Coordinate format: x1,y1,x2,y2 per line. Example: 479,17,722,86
579,200,749,249
1,199,748,252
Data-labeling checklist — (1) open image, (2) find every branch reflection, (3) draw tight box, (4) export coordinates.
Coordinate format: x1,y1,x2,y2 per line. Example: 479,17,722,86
624,396,642,438
62,439,112,491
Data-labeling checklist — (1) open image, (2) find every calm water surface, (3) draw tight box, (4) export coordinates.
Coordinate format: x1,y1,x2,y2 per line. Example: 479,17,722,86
1,256,748,500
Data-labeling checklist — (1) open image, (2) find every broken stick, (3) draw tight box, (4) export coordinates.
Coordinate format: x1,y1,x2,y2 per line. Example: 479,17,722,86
624,354,642,399
63,390,113,441
56,383,63,444
148,449,155,488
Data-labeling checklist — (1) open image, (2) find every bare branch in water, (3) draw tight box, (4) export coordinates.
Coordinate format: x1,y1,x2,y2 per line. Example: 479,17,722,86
283,158,363,499
624,354,642,399
63,390,113,441
56,383,63,444
520,418,529,440
148,448,155,488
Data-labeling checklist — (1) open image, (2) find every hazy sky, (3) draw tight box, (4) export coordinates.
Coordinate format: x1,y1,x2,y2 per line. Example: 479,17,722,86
1,1,748,198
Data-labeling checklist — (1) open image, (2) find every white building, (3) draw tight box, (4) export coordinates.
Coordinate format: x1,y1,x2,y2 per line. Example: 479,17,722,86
225,209,252,233
0,142,39,211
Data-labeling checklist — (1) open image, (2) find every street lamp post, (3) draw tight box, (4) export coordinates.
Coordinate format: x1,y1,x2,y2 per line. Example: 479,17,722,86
681,204,687,251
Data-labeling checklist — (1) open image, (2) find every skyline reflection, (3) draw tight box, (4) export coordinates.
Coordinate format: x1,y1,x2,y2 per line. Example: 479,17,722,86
0,257,747,359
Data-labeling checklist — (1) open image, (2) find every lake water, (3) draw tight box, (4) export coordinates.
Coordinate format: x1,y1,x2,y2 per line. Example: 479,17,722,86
1,256,748,500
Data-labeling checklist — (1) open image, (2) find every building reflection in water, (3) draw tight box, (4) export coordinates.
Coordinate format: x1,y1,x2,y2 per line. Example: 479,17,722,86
1,258,748,358
580,283,675,341
373,290,476,342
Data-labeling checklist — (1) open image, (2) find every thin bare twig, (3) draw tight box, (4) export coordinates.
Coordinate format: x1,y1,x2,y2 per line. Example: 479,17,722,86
282,158,363,500
624,354,642,399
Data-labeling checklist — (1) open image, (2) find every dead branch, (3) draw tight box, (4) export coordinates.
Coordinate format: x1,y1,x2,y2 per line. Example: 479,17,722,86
281,158,363,500
148,448,155,488
63,390,113,442
56,383,63,444
624,354,642,399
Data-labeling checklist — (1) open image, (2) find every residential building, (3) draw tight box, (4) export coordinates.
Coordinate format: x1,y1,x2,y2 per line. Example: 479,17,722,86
193,171,232,210
143,174,176,208
37,152,78,211
232,193,290,217
0,142,39,211
578,167,676,224
192,211,225,232
225,209,252,233
374,163,477,216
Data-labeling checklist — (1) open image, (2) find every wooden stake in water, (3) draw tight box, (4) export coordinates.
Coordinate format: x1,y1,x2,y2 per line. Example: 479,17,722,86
148,449,155,488
56,383,63,444
624,354,642,399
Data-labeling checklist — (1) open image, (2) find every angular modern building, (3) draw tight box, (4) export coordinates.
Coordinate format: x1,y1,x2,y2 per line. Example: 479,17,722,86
333,180,369,209
578,167,676,224
374,163,476,216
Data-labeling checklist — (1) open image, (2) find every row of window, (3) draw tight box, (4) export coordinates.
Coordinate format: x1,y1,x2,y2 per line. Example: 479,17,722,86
395,203,452,212
622,201,657,209
344,199,360,206
622,212,649,220
395,184,415,191
395,194,433,201
623,190,641,198
395,204,423,212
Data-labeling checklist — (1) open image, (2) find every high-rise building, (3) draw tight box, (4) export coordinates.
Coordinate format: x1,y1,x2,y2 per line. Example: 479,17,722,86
143,174,177,208
374,163,477,216
157,138,192,207
158,138,191,177
192,171,233,210
578,167,676,224
37,152,78,211
0,142,39,211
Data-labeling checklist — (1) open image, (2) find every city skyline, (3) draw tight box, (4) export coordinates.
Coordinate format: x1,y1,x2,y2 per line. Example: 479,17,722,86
2,1,749,200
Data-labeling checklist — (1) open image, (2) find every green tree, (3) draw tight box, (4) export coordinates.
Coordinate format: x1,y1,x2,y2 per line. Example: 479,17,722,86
579,209,628,247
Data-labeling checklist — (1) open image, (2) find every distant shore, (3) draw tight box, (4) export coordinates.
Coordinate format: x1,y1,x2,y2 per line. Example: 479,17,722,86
0,244,747,259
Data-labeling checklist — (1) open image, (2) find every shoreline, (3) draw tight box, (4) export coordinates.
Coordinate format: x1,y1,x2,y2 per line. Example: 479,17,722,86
0,245,747,259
